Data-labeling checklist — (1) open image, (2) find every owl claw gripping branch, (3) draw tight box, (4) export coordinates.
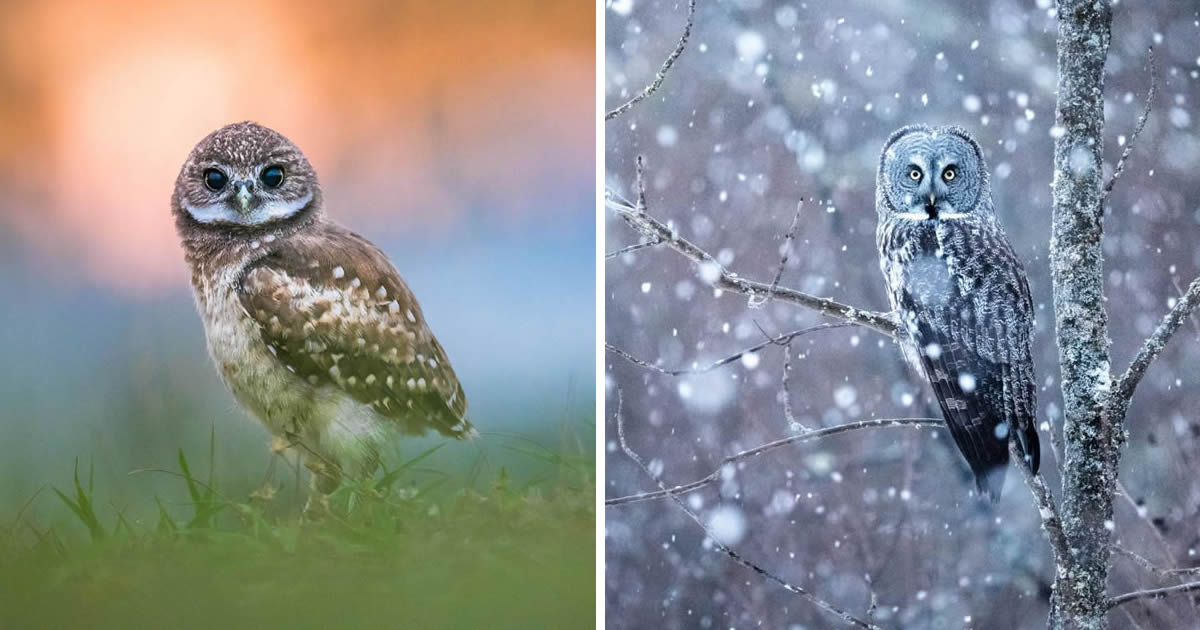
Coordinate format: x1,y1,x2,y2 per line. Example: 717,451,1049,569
172,121,475,516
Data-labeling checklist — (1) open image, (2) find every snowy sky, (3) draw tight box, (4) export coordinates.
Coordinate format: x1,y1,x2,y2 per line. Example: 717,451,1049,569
606,1,1200,628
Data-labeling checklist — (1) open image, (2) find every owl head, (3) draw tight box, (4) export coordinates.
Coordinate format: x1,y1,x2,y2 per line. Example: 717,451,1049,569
876,124,990,221
172,121,322,231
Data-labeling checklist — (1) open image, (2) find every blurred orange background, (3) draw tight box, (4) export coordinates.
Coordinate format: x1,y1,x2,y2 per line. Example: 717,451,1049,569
0,0,593,292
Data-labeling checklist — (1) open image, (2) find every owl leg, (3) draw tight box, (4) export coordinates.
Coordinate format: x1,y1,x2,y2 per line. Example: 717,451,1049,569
302,455,343,519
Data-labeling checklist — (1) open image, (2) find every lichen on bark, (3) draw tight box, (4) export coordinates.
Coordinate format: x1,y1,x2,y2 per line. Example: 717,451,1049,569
1048,1,1118,628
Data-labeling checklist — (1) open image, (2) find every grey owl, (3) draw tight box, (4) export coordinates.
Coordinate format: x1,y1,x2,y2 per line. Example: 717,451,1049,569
875,124,1039,501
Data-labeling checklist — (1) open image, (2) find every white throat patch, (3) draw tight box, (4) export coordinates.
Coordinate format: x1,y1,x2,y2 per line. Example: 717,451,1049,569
893,210,970,221
184,190,313,225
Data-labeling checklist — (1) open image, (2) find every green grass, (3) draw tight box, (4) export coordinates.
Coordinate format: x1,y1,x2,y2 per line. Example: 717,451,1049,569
0,433,595,629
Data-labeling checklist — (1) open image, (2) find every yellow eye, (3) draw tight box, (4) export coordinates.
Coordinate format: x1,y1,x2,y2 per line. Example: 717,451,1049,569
943,167,957,181
909,168,922,181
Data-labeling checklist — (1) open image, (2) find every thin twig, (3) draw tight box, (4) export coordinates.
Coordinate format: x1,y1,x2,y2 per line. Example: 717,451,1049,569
1104,47,1157,200
606,191,898,337
1117,607,1152,630
1113,275,1200,411
613,389,887,630
780,340,809,431
635,154,648,212
749,199,805,309
1009,440,1071,566
606,240,661,260
1046,413,1065,475
1116,481,1175,566
1108,581,1200,610
606,322,852,376
1115,545,1161,574
605,0,698,121
1169,276,1200,337
1107,561,1197,629
607,417,941,506
1115,545,1200,579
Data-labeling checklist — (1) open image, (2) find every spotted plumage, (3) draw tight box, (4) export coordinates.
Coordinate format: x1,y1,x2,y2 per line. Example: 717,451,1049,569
173,121,472,509
875,124,1038,501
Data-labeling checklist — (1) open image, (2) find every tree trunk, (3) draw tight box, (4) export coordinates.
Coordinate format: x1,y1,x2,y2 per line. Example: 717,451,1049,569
1048,1,1117,628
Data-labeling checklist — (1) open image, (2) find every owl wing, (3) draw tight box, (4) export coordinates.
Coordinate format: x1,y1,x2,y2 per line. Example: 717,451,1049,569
898,227,1039,500
236,222,473,439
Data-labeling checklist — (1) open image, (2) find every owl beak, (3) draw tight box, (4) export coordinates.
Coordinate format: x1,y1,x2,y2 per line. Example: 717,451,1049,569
235,182,254,213
925,194,938,218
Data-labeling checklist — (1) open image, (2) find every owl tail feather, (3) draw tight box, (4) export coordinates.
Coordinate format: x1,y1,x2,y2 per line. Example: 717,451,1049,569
974,421,1041,503
975,466,1007,504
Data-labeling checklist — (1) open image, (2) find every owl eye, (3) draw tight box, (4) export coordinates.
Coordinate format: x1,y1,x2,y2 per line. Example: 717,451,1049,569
261,165,284,188
908,168,922,181
943,167,957,181
203,168,228,191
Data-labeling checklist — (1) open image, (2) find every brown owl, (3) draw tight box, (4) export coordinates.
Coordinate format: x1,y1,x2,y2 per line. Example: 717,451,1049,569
172,121,473,514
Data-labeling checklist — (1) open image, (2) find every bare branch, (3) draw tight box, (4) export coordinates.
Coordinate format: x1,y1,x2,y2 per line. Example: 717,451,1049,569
1108,580,1200,611
780,340,809,432
605,0,697,121
749,199,805,309
605,240,660,260
614,390,888,630
1116,605,1153,630
606,158,665,259
1170,276,1200,336
607,191,898,337
1116,481,1175,565
1046,414,1065,474
1103,47,1157,200
1153,565,1200,580
1114,545,1200,579
607,417,941,506
1112,546,1200,627
1115,545,1161,574
635,154,648,212
606,322,852,376
1113,275,1200,410
1009,440,1071,565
